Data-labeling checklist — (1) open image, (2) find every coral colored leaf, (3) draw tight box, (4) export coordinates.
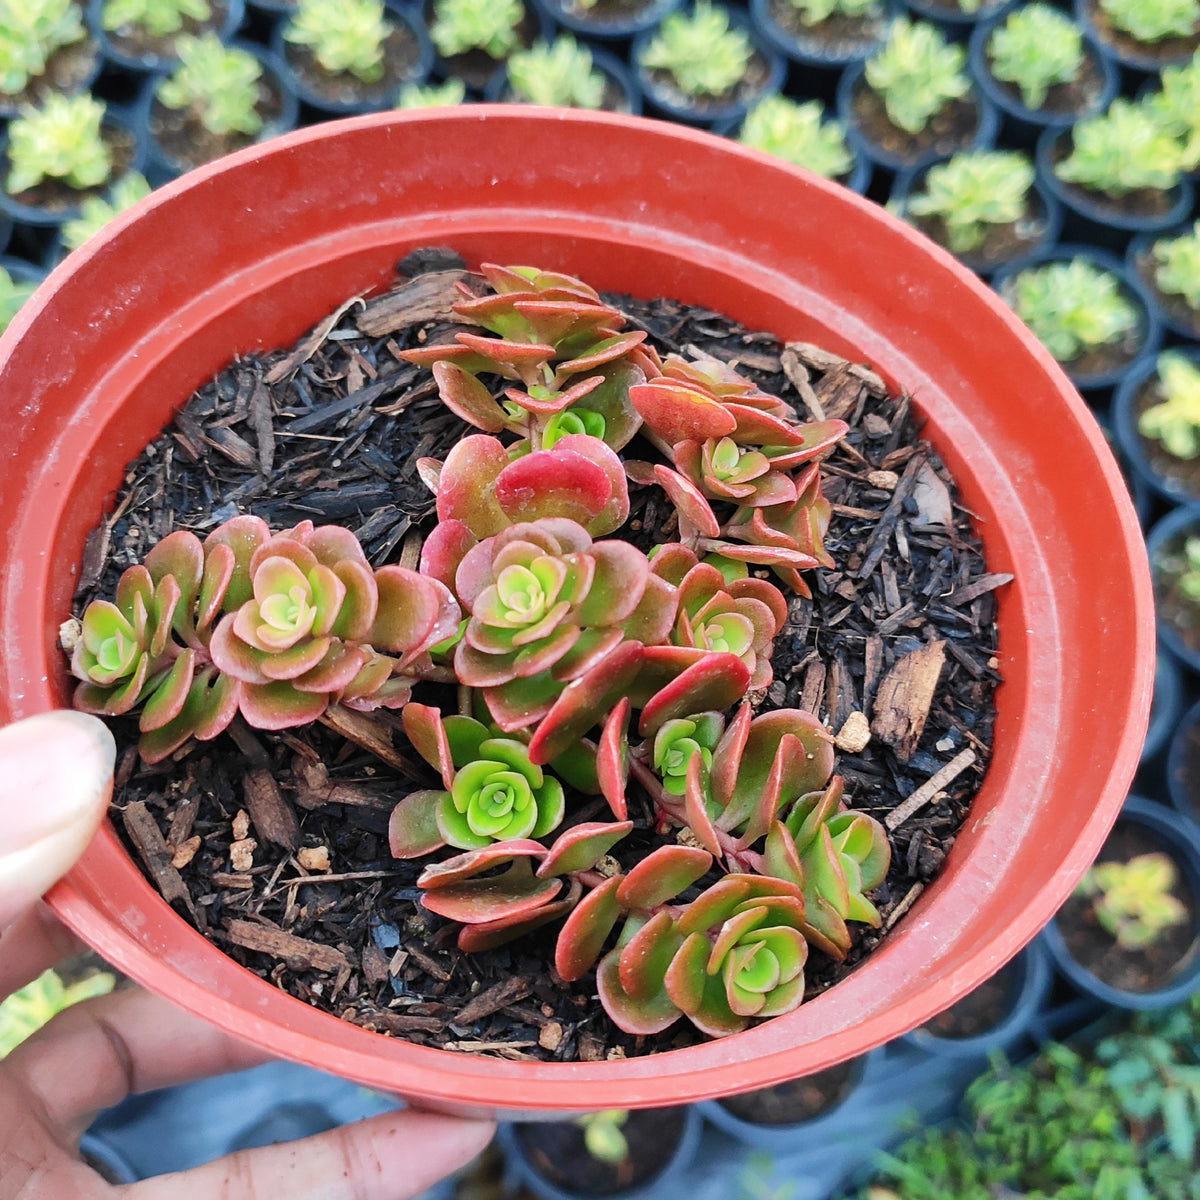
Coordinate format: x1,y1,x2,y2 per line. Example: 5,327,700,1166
238,680,330,729
597,698,630,821
478,672,564,732
457,881,581,953
145,530,203,605
419,520,477,594
148,574,182,660
73,657,148,717
420,859,562,924
596,950,681,1036
762,821,806,890
454,331,555,371
432,361,509,432
653,465,720,538
549,628,625,684
399,341,488,369
618,910,684,1001
436,436,511,539
803,891,850,961
555,874,624,981
137,665,237,764
418,840,547,889
629,380,738,446
616,845,712,909
573,541,649,628
329,558,378,642
676,876,763,936
494,449,612,527
704,542,820,570
538,820,633,878
619,574,678,647
258,636,332,682
402,702,456,787
683,752,722,857
293,643,367,694
648,543,699,587
370,567,442,655
572,359,645,451
637,650,750,738
197,542,234,635
728,576,789,634
388,789,448,859
203,515,270,609
139,648,195,732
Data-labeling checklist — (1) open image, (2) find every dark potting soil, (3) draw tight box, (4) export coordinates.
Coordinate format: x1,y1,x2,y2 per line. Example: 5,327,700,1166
77,255,1003,1063
906,188,1051,271
1055,822,1200,994
1169,718,1200,825
1131,376,1200,501
515,1107,687,1196
283,23,425,107
984,42,1108,120
765,0,890,58
639,49,775,117
850,81,981,168
1130,247,1200,341
1080,0,1200,66
149,70,288,171
5,124,138,215
551,0,661,26
717,1057,858,1125
104,0,234,61
1,38,100,112
917,956,1016,1038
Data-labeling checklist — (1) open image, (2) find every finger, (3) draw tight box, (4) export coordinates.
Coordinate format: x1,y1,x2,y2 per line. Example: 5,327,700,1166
0,901,88,998
123,1109,495,1200
6,986,271,1135
0,710,115,929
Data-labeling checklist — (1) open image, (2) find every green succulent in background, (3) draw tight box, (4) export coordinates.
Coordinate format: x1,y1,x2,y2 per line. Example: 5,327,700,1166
1005,258,1138,363
905,150,1035,254
429,0,523,59
1146,52,1200,171
576,1110,630,1164
155,33,263,136
0,968,115,1058
985,3,1084,110
1159,534,1200,604
506,35,605,108
1055,98,1186,197
59,169,150,252
1098,0,1200,43
0,0,87,95
283,0,390,82
787,0,881,24
100,0,210,38
396,78,466,108
6,91,111,194
1139,353,1200,460
0,265,39,330
638,0,754,98
1153,221,1200,309
1075,851,1190,948
864,17,969,135
737,95,854,180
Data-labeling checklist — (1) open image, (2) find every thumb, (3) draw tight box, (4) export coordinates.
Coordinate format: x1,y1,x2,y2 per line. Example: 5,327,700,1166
0,711,115,929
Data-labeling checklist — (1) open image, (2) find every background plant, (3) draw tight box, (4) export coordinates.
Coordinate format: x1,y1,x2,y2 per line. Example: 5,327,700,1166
1147,52,1200,172
0,0,86,94
0,967,115,1058
1055,99,1185,197
1153,221,1200,309
737,95,853,180
506,35,605,108
1139,353,1200,459
1005,258,1137,363
863,18,970,135
429,0,523,60
638,0,754,98
0,266,38,331
100,0,210,38
155,33,263,136
905,150,1035,254
396,78,465,108
1097,0,1200,44
58,170,149,252
6,91,110,194
787,0,881,24
1075,851,1190,948
986,3,1084,110
283,0,389,82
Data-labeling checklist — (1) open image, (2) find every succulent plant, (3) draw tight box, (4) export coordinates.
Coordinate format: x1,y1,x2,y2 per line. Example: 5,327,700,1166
985,3,1084,111
58,170,151,253
1152,221,1200,310
1004,259,1138,364
1097,0,1200,44
0,266,38,331
506,36,605,109
100,0,210,39
1139,353,1200,460
1074,852,1189,949
787,0,880,23
577,1111,630,1164
155,34,263,136
0,967,115,1058
737,96,854,181
1054,99,1185,198
1146,52,1200,172
904,150,1036,254
429,0,523,60
6,91,111,195
283,0,391,83
395,78,466,108
637,1,754,99
0,0,86,95
864,18,970,136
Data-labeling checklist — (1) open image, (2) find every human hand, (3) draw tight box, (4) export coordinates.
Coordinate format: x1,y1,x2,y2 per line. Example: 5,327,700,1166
0,710,495,1198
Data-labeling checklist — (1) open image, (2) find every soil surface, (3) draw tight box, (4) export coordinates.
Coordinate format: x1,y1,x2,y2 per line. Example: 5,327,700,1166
550,0,662,28
1130,375,1200,502
638,47,775,118
77,252,1003,1063
1080,0,1200,66
1130,246,1200,340
983,40,1108,120
717,1057,858,1125
1055,822,1200,994
850,81,981,168
426,2,541,91
104,0,233,62
765,0,890,60
284,22,425,107
905,185,1051,272
0,38,99,114
6,124,138,215
917,956,1016,1039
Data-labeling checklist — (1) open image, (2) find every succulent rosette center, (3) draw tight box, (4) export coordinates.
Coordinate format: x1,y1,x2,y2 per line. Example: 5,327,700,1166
450,739,553,843
236,555,341,653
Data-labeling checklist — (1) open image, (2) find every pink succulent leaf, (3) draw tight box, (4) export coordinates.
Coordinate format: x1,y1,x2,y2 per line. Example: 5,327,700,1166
554,330,649,380
388,788,448,859
676,874,802,936
563,359,644,451
341,672,415,713
145,574,181,661
477,670,563,732
420,857,562,924
572,541,649,627
435,436,512,540
328,558,378,643
76,599,146,687
503,374,602,418
658,353,760,399
256,636,332,682
208,613,269,684
549,628,626,684
596,698,630,821
402,702,458,787
138,647,195,733
144,530,203,621
661,933,747,1037
431,361,510,433
371,566,460,661
618,910,685,1001
72,653,150,718
555,873,624,981
136,664,238,764
418,839,547,889
419,519,477,594
619,574,678,648
456,879,582,953
761,821,806,891
112,566,153,636
513,298,620,345
494,448,612,529
615,844,713,910
648,543,700,587
197,542,235,637
755,418,848,465
683,751,722,857
651,465,720,539
453,332,555,376
802,888,852,961
416,456,442,494
202,515,270,609
293,522,367,567
398,342,494,373
700,540,821,571
596,947,682,1036
623,459,657,487
237,680,330,730
458,623,580,686
636,649,751,739
728,577,788,633
477,264,602,302
628,379,738,446
537,819,633,878
548,435,631,537
334,647,398,706
289,642,367,694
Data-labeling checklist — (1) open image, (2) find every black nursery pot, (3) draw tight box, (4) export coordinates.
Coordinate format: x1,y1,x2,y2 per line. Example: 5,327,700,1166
1148,504,1200,676
1073,0,1200,75
139,43,300,184
483,46,643,114
632,2,786,127
967,16,1118,148
748,0,897,72
0,37,104,120
86,0,246,74
1168,697,1200,831
529,0,683,41
426,0,553,94
1112,346,1200,507
499,1105,703,1200
898,0,1014,38
1035,127,1196,254
1041,794,1200,1010
991,244,1162,394
1145,650,1183,766
835,60,999,174
273,0,432,118
891,156,1062,278
1126,225,1200,343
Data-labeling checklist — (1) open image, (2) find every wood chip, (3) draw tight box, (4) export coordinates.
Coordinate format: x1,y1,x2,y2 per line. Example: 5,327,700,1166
538,1021,564,1052
456,977,533,1025
122,802,195,918
870,640,946,763
886,749,978,830
291,756,394,811
947,572,1015,606
211,872,254,890
248,380,275,474
243,768,301,850
363,1010,447,1036
356,270,472,336
230,837,257,872
265,295,365,384
224,918,351,972
883,883,924,930
170,835,201,869
318,705,424,777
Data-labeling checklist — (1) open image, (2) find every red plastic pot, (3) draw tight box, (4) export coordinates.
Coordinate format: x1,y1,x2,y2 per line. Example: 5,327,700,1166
0,108,1152,1115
